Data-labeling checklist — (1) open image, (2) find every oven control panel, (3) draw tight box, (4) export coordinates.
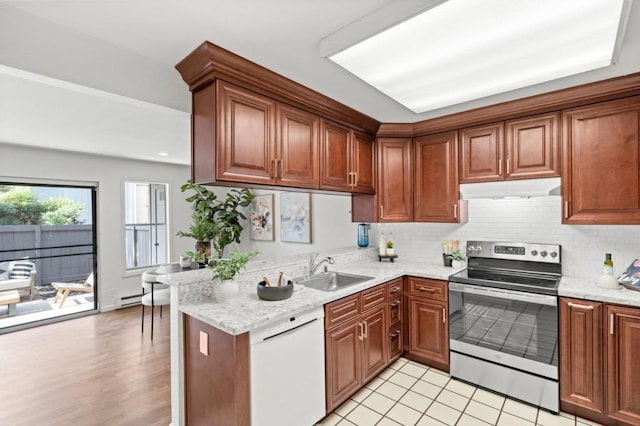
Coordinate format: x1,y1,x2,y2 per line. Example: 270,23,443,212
466,240,561,263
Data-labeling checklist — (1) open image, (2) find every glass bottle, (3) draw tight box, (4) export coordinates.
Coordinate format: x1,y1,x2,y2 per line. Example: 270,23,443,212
604,253,613,276
378,233,386,256
357,223,369,247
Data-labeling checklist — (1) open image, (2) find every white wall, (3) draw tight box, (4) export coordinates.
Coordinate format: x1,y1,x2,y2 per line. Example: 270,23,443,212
0,143,193,310
376,197,640,281
233,188,359,260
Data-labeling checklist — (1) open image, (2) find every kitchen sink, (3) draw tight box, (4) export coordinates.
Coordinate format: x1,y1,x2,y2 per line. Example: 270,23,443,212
296,271,374,292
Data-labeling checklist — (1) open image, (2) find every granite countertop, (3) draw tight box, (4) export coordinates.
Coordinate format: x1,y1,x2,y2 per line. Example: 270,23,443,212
559,276,640,307
158,251,640,336
161,257,459,336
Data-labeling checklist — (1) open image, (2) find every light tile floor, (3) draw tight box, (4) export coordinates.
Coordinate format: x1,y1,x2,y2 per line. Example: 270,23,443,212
317,357,604,426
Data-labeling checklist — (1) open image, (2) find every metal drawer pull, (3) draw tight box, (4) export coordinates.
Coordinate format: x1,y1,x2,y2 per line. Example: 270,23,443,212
442,308,446,324
354,172,358,187
390,330,400,337
390,287,400,293
271,159,277,179
506,157,510,175
454,204,458,219
380,205,384,218
418,287,435,292
390,300,400,307
564,201,569,219
568,302,594,310
610,314,614,335
358,322,364,340
498,159,502,175
362,320,368,339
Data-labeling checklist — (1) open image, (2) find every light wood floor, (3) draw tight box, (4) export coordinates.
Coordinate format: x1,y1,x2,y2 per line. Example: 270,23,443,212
0,306,170,426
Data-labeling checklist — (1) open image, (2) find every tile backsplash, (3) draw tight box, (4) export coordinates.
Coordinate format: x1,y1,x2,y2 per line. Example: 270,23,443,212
374,197,640,281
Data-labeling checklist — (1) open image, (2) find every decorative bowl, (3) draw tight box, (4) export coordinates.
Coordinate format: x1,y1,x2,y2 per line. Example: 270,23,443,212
257,280,294,301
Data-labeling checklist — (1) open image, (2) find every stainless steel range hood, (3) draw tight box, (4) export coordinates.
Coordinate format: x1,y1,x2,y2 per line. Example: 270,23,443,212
459,177,561,199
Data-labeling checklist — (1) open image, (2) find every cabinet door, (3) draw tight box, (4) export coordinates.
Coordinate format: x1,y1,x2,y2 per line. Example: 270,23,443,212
277,104,319,189
460,122,504,183
505,112,560,180
352,131,376,194
414,131,464,222
606,305,640,425
562,97,640,224
325,319,362,412
361,306,388,383
388,297,402,327
377,138,413,222
320,120,351,191
216,81,276,184
559,298,604,414
408,296,449,371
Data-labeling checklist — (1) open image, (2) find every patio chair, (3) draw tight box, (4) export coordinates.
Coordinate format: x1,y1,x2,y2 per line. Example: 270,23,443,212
52,272,94,308
0,261,37,298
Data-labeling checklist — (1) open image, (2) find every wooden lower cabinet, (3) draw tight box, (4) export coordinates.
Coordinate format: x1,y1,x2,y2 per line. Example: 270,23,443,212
559,298,605,420
325,318,362,410
405,277,449,372
560,298,640,426
184,314,250,426
324,280,403,413
607,305,640,425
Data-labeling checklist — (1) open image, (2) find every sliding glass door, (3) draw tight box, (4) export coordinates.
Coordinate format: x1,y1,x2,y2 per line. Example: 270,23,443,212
0,183,97,332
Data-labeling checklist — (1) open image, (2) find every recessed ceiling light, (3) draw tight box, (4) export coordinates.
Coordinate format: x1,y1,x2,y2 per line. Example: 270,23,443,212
158,152,169,156
328,0,630,113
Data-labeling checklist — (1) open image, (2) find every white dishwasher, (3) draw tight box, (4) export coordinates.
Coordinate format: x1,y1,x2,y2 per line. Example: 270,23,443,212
250,306,326,426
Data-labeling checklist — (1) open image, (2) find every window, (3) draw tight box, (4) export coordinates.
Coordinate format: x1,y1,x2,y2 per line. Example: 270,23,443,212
124,182,168,269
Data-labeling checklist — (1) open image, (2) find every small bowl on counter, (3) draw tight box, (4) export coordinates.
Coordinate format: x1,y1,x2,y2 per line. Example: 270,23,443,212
257,280,294,301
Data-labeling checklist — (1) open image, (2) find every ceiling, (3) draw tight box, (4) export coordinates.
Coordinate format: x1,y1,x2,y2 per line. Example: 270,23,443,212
1,0,639,166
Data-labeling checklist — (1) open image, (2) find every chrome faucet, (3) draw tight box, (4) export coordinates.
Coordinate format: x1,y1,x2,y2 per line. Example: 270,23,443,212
309,253,335,276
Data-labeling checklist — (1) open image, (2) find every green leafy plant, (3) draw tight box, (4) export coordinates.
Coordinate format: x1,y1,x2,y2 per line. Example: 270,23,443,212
386,240,394,249
451,249,466,261
185,250,207,265
177,181,254,259
210,250,257,281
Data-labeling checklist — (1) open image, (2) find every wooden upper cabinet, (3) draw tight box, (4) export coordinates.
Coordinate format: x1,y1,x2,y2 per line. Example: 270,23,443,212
277,103,319,189
505,112,560,179
216,80,276,184
460,122,503,183
320,122,375,193
377,138,413,222
559,298,604,416
562,97,640,224
320,121,351,191
352,131,375,194
606,304,640,425
460,113,560,184
414,131,466,223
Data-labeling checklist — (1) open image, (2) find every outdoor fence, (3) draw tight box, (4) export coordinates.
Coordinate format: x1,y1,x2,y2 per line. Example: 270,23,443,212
0,224,94,285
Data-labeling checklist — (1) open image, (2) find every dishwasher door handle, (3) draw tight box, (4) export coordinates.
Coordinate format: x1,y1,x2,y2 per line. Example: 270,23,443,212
261,318,319,342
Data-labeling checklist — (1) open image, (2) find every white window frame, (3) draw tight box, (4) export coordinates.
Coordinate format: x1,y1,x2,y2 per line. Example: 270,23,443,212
124,182,169,270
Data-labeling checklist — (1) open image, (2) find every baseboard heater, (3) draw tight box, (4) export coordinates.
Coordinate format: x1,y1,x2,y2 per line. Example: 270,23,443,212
117,293,142,308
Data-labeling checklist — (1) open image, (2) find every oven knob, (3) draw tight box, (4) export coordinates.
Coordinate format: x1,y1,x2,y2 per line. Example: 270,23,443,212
540,251,548,257
531,250,538,256
550,251,558,258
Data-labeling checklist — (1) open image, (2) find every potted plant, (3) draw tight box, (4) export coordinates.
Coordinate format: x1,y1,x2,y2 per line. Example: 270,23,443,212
177,181,254,262
210,250,257,301
177,213,216,264
386,240,395,256
451,248,467,269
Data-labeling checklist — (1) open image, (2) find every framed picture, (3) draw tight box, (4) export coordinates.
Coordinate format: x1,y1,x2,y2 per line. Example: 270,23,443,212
249,194,274,241
280,192,311,243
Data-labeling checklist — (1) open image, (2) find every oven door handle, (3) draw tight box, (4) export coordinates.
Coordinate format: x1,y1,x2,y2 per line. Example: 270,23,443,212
448,282,557,306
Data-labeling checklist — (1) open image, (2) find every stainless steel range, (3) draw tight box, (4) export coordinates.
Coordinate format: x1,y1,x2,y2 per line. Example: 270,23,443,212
448,240,561,413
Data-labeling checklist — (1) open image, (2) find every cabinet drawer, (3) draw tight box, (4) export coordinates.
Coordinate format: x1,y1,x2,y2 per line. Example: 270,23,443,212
325,294,360,329
407,277,447,301
361,284,386,312
388,296,402,327
387,278,402,299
